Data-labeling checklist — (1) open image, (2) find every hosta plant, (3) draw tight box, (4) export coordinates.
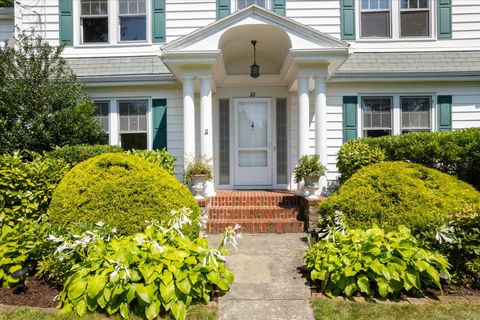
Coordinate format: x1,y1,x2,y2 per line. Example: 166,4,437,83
58,208,238,320
304,225,449,298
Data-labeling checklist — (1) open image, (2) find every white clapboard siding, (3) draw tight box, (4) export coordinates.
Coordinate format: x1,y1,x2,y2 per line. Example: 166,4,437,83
452,95,480,130
286,0,341,38
166,0,216,42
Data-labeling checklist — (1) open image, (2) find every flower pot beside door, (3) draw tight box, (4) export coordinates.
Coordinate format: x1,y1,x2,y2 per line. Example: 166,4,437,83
184,158,213,200
293,155,327,199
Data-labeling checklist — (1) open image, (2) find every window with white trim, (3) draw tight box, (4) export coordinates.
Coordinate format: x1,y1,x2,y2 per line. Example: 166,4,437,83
362,97,393,137
401,96,431,133
80,0,108,43
235,0,268,10
119,0,147,41
400,0,430,37
360,0,391,38
93,101,109,137
119,100,148,150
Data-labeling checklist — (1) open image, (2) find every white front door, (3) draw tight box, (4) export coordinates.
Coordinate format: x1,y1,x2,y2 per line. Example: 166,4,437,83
234,98,272,186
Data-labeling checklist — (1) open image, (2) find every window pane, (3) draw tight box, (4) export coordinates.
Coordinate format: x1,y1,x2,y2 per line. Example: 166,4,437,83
119,0,128,14
82,18,108,43
362,97,392,132
138,1,146,14
219,99,230,184
119,104,129,116
370,0,379,9
401,11,429,37
364,130,391,138
362,0,369,9
379,0,390,9
401,97,431,130
121,133,147,150
361,12,390,37
120,16,146,41
81,0,108,15
409,0,417,8
419,0,428,8
237,0,266,9
401,0,408,8
120,117,129,131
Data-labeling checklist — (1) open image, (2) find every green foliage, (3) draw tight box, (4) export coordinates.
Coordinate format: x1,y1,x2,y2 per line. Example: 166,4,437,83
419,214,480,289
0,151,69,225
128,149,176,176
184,158,213,184
48,153,200,237
336,141,385,183
58,218,234,320
293,155,327,183
305,225,449,298
0,0,13,7
0,32,106,153
318,161,480,234
47,145,123,167
338,128,480,189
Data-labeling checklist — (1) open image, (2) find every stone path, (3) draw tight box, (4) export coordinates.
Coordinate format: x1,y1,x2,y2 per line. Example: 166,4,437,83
208,234,315,320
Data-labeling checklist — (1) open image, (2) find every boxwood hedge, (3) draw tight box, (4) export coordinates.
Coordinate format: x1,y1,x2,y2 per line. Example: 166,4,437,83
318,161,480,234
48,153,200,237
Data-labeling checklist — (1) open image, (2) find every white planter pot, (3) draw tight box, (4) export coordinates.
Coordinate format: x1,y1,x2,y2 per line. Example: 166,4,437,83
191,175,207,199
304,175,320,199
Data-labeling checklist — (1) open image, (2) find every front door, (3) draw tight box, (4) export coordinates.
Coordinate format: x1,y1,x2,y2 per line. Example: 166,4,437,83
234,98,272,186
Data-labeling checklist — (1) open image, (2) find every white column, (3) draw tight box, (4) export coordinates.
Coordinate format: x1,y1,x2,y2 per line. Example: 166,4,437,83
314,73,328,194
200,76,215,196
182,76,196,163
298,75,310,158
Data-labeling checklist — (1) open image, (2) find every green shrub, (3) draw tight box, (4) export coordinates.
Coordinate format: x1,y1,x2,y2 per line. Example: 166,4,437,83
47,145,123,166
58,214,235,320
337,128,480,188
336,141,385,183
184,157,213,184
304,225,449,298
318,161,480,234
48,153,200,237
0,151,69,225
128,149,176,176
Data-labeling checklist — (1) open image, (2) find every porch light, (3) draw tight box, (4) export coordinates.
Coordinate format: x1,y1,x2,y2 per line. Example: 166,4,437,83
250,40,260,78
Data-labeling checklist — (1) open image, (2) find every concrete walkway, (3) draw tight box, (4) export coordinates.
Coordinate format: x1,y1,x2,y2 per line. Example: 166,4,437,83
208,234,315,320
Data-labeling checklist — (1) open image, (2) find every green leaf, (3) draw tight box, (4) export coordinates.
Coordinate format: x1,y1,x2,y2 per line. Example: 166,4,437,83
119,302,130,319
177,278,191,295
425,266,440,285
136,283,155,304
357,276,370,293
87,274,106,298
145,300,160,320
68,279,87,300
75,299,87,317
171,300,187,320
377,280,389,298
160,280,175,302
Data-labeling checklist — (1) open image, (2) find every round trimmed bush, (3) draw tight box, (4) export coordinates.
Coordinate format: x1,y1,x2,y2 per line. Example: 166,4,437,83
48,153,200,237
318,161,480,233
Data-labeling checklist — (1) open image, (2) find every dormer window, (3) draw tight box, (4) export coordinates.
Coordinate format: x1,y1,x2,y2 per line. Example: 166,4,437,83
80,0,109,43
119,0,147,41
360,0,391,38
236,0,268,10
400,0,430,37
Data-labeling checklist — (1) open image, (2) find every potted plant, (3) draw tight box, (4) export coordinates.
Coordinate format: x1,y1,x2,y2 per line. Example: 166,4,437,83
184,157,213,199
293,154,327,198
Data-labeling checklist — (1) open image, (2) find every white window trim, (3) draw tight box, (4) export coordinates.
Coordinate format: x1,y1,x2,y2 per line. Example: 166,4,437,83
356,0,437,42
93,100,110,134
359,0,392,39
231,0,270,12
74,0,151,47
117,0,149,43
358,93,436,138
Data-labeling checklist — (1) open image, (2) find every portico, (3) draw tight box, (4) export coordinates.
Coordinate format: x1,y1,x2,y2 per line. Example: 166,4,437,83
161,5,350,195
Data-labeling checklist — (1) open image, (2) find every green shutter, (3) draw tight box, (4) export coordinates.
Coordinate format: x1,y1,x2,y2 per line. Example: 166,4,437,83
340,0,355,40
152,99,167,150
272,0,286,16
217,0,230,19
437,96,452,132
438,0,452,39
343,96,358,142
59,0,73,46
152,0,166,43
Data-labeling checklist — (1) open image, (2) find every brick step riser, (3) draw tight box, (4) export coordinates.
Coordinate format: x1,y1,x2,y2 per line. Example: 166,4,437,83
209,208,299,220
206,221,304,234
210,196,301,207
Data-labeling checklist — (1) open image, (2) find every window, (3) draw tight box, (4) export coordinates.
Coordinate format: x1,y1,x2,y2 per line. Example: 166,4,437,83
236,0,267,10
400,0,430,37
401,96,431,133
119,0,147,41
119,100,148,150
361,0,391,38
362,97,392,137
93,101,109,136
80,0,108,43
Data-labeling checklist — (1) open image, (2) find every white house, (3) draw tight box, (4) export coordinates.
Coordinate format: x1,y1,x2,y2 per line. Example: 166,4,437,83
13,0,480,195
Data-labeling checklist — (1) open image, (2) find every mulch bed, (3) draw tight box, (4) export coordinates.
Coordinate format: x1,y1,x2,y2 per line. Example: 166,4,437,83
0,277,59,309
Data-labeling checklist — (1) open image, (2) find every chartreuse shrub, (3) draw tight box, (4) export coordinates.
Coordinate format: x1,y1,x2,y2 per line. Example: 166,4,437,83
48,153,200,237
127,149,176,176
336,128,480,188
318,161,480,234
58,209,236,320
304,225,449,298
47,145,123,166
336,141,385,183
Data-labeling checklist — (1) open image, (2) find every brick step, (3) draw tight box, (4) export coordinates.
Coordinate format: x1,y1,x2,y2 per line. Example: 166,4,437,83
206,218,304,234
209,206,300,220
210,191,301,207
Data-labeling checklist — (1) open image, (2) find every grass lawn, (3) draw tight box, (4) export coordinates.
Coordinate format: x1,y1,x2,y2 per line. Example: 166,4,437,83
312,297,480,320
0,303,217,320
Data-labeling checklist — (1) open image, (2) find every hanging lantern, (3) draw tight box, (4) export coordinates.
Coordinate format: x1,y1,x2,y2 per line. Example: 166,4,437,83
250,40,260,78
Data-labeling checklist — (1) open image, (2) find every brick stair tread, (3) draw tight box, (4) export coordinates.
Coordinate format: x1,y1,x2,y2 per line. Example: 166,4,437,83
207,218,303,224
206,218,304,234
209,206,299,210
